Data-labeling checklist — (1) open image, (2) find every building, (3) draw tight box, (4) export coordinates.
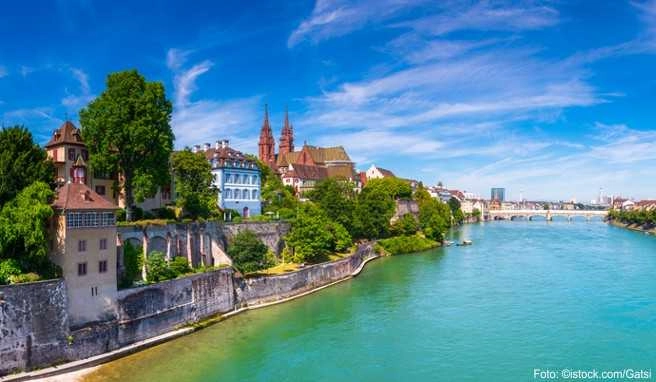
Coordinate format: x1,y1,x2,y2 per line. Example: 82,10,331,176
635,200,656,211
491,187,505,202
258,105,276,167
365,165,395,180
49,180,118,327
461,198,487,216
282,163,328,196
196,140,261,218
44,120,173,211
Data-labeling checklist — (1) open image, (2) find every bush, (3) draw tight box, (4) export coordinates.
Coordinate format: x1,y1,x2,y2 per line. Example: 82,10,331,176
0,259,22,285
120,241,143,288
169,256,191,275
152,207,177,220
390,214,419,236
8,272,41,284
146,251,176,283
378,235,439,255
228,230,270,273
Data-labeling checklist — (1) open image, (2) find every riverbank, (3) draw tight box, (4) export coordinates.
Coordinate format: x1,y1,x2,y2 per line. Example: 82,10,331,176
1,244,380,382
608,219,656,235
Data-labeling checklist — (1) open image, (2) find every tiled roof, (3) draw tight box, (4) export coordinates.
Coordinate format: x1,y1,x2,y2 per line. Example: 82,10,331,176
283,164,328,180
326,166,356,179
377,167,395,177
276,145,351,167
45,121,86,148
198,144,257,168
52,182,117,211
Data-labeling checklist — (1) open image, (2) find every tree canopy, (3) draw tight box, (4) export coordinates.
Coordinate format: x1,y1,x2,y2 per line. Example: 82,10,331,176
418,198,452,242
353,186,396,239
171,149,216,219
286,203,352,263
364,177,413,200
306,177,356,232
228,230,270,273
251,157,298,219
80,70,174,221
0,126,54,207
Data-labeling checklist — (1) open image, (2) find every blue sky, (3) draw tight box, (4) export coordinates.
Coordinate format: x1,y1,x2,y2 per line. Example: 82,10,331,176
1,1,656,202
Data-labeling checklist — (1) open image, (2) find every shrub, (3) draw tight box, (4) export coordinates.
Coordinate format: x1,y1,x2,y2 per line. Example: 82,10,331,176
228,230,270,273
391,214,419,236
0,259,22,285
146,251,176,283
8,272,41,284
169,256,191,276
120,241,143,288
378,235,439,255
152,207,177,220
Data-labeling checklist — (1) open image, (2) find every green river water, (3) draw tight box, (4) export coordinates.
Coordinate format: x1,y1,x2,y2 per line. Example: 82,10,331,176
84,221,656,381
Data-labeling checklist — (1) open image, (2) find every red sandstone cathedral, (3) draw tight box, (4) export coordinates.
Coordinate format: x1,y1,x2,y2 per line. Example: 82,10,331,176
257,105,357,195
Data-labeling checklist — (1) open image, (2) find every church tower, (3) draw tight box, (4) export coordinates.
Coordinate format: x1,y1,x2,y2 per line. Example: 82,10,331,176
258,104,276,166
278,106,294,158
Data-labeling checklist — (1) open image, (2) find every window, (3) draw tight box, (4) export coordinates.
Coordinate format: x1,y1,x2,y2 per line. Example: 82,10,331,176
252,190,257,200
99,238,107,250
91,286,98,296
99,260,108,273
78,240,87,252
78,262,87,276
67,212,116,228
243,189,249,200
225,189,232,199
81,149,89,161
235,174,240,184
68,148,76,161
252,175,257,184
95,185,106,195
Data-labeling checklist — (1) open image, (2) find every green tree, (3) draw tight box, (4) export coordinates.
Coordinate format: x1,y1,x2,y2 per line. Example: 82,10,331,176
365,177,412,200
0,126,54,207
80,70,174,221
418,198,451,242
171,149,216,219
169,256,192,275
120,241,142,288
353,186,395,239
0,182,58,277
146,251,175,283
448,197,464,224
391,213,419,236
249,156,298,218
228,230,270,273
307,177,356,232
286,203,352,263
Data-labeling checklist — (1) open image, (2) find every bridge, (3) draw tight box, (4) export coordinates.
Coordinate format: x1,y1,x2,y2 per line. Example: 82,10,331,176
487,209,608,221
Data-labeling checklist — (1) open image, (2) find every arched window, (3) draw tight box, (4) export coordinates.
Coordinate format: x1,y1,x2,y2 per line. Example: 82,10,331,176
225,189,232,199
234,174,240,184
252,175,257,184
252,190,257,200
243,189,249,199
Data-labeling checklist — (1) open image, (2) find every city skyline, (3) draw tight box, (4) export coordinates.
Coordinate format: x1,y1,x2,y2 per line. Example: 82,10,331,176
1,1,656,201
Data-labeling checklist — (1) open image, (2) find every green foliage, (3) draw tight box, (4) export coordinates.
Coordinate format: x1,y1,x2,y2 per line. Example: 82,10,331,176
0,259,21,285
285,203,352,263
169,256,192,275
365,177,412,200
306,177,356,232
609,208,656,226
0,126,54,207
227,230,270,273
378,235,439,255
8,272,41,284
146,251,176,283
448,197,465,224
391,213,419,236
79,70,174,221
418,198,452,242
353,186,395,239
0,182,59,278
171,150,217,219
120,241,143,288
252,157,298,218
413,184,433,205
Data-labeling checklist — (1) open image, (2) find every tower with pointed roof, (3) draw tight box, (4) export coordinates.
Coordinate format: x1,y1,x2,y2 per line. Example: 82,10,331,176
258,104,276,166
279,106,294,158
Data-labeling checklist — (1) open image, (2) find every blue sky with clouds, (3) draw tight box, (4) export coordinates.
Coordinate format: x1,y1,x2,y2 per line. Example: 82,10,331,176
1,0,655,201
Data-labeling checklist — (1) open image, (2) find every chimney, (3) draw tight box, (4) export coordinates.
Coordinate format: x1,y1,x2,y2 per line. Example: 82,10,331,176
204,143,211,151
192,145,201,153
221,139,229,149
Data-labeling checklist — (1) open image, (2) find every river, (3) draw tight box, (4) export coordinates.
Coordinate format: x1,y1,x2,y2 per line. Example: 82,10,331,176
83,221,656,381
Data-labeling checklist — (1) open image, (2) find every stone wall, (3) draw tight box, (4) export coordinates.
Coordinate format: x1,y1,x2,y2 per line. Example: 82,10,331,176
235,243,376,307
116,268,235,344
0,279,70,375
0,243,376,377
392,200,419,223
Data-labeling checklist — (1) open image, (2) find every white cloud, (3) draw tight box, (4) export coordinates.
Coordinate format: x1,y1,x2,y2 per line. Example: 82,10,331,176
166,48,193,71
61,67,94,109
173,60,213,107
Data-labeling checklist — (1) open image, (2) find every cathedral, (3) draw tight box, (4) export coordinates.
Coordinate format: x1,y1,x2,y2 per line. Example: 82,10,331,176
257,105,357,195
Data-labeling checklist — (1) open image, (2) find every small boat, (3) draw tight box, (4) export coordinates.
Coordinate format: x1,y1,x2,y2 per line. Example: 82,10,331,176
444,240,454,247
457,240,473,246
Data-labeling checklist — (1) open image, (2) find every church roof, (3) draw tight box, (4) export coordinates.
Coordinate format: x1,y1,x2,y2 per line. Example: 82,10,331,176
326,166,356,179
45,121,86,148
276,145,351,167
52,182,117,211
375,166,396,178
283,164,328,180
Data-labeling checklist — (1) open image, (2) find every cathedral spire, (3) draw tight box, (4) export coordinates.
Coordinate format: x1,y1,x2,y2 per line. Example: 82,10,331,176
258,104,276,165
279,105,294,157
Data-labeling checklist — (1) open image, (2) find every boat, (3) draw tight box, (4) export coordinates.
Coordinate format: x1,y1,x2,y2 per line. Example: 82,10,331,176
457,240,473,246
444,240,454,247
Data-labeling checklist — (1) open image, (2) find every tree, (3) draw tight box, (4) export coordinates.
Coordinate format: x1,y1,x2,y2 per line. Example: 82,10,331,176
307,177,356,232
391,213,419,236
353,186,395,239
80,70,174,221
145,251,176,283
286,203,352,263
448,197,464,224
120,241,142,288
418,198,451,242
228,230,270,273
171,150,216,219
0,181,58,277
0,126,54,207
365,177,412,200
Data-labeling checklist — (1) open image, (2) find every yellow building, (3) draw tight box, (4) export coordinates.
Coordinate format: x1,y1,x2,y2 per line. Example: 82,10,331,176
50,181,118,327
